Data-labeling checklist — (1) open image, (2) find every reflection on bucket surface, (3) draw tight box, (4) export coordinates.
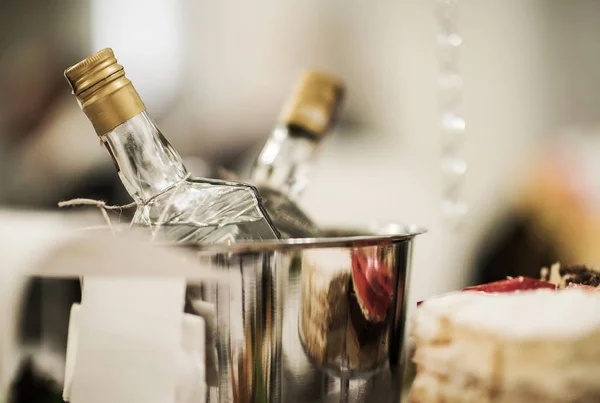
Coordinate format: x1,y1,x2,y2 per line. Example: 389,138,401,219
188,224,423,402
299,245,396,376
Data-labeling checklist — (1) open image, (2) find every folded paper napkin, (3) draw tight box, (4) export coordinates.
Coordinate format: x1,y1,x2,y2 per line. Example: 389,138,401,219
63,303,207,403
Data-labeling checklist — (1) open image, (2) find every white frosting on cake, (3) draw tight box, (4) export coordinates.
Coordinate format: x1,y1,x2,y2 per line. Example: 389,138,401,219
417,289,600,339
410,289,600,403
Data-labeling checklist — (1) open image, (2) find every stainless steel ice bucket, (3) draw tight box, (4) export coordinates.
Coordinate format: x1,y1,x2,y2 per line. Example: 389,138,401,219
185,223,425,403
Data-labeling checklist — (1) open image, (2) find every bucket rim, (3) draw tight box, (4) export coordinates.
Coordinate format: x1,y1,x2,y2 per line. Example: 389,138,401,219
79,222,426,253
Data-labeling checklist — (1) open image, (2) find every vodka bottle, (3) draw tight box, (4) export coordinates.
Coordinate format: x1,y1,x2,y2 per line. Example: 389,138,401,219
64,48,279,243
249,71,345,238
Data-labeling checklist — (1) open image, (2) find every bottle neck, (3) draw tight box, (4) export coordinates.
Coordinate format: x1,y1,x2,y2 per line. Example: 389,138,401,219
250,125,321,200
101,111,188,203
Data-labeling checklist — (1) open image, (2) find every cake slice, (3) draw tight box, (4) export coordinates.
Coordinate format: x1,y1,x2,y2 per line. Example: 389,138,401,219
409,289,600,403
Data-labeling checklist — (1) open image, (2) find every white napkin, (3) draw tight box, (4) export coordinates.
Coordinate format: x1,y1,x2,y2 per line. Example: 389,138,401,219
66,276,186,403
63,304,206,403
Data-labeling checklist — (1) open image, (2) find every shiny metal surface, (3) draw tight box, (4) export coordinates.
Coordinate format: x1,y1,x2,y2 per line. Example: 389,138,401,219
182,223,424,402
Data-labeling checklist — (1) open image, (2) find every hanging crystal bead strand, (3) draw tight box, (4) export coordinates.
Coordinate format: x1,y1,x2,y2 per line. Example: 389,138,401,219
436,0,468,228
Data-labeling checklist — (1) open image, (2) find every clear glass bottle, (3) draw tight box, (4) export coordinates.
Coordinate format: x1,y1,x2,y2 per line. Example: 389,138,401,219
249,71,345,238
64,48,279,243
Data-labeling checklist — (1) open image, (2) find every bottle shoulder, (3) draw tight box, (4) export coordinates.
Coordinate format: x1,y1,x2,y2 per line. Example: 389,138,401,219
133,179,266,227
186,176,262,195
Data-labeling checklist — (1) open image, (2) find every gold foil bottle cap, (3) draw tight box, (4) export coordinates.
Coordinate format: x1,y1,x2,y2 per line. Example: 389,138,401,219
64,48,146,135
280,70,346,139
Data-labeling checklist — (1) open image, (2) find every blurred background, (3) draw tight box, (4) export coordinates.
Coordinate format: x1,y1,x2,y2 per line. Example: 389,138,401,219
5,0,600,400
3,0,600,327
